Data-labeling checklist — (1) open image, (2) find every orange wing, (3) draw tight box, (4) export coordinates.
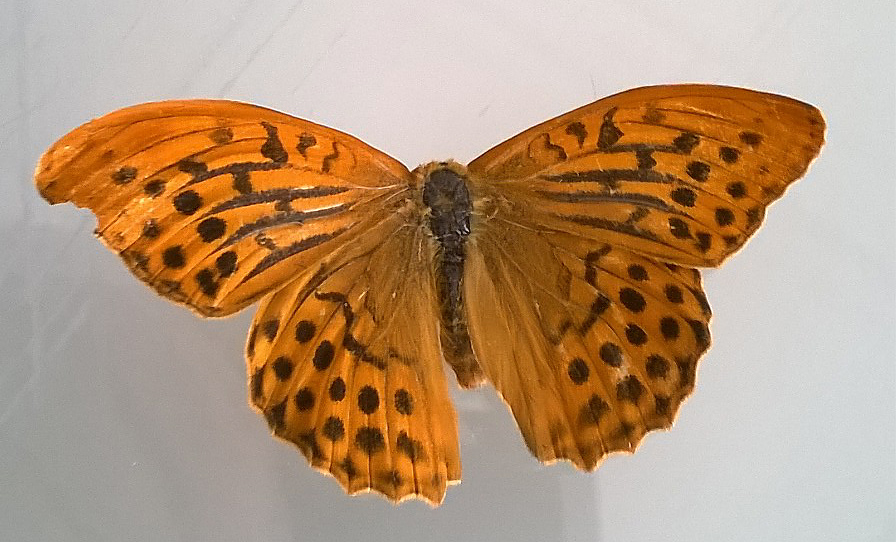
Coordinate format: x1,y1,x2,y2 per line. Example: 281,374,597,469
35,100,411,316
34,100,462,504
247,210,460,505
469,84,825,267
464,85,824,467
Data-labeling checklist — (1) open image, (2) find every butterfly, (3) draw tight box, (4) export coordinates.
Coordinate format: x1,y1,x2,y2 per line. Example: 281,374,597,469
35,84,824,506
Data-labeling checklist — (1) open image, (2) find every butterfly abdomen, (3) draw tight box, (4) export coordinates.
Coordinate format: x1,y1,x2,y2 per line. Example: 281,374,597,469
418,161,483,388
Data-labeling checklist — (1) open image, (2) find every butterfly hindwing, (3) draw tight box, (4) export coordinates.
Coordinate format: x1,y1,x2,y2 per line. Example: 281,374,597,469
466,220,710,466
35,100,411,316
468,85,825,267
247,211,460,505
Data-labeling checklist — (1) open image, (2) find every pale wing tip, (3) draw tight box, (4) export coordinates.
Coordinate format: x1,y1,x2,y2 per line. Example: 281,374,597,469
34,126,97,204
34,142,67,204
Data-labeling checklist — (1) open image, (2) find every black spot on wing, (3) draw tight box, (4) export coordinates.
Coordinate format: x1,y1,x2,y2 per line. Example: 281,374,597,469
112,166,137,184
296,132,317,158
565,121,588,148
260,122,288,163
178,158,208,176
294,387,314,410
142,219,160,239
646,354,670,379
322,416,345,441
396,431,426,462
672,132,700,153
599,342,624,367
273,356,294,381
579,394,609,426
355,426,385,455
197,217,226,242
144,179,165,197
635,148,657,169
313,340,335,371
358,386,380,414
597,108,623,150
739,131,763,147
685,161,710,182
162,246,186,268
394,389,413,415
173,190,202,215
719,146,740,163
216,251,237,277
209,127,234,145
567,358,590,384
329,378,346,401
295,320,316,343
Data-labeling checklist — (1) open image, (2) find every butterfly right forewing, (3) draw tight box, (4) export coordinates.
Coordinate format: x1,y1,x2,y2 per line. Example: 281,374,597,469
469,85,825,267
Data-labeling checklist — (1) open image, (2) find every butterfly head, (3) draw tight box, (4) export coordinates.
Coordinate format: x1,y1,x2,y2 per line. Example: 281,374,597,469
413,160,473,239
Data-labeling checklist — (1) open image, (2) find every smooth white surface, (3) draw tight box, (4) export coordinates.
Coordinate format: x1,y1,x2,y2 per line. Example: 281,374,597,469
2,1,893,541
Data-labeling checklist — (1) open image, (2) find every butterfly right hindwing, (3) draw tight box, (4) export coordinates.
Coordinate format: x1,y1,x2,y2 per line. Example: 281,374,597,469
465,216,710,467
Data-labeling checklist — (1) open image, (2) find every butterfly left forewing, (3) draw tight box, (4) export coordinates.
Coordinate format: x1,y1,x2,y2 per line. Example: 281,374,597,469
247,211,460,505
36,100,410,316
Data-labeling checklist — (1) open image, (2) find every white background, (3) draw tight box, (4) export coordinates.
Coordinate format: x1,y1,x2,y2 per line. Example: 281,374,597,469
2,1,893,541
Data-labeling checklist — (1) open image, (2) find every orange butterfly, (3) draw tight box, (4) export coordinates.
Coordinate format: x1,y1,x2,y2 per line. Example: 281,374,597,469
35,85,824,505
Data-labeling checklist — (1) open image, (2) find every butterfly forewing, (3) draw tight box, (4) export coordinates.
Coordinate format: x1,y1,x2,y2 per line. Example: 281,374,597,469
466,85,823,469
247,210,460,504
35,100,411,316
469,85,825,267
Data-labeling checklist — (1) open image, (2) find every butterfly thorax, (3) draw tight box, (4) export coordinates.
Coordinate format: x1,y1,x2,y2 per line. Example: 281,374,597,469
415,161,483,388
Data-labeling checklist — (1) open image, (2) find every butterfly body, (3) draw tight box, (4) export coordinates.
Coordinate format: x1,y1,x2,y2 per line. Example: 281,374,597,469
417,161,482,388
35,85,824,505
